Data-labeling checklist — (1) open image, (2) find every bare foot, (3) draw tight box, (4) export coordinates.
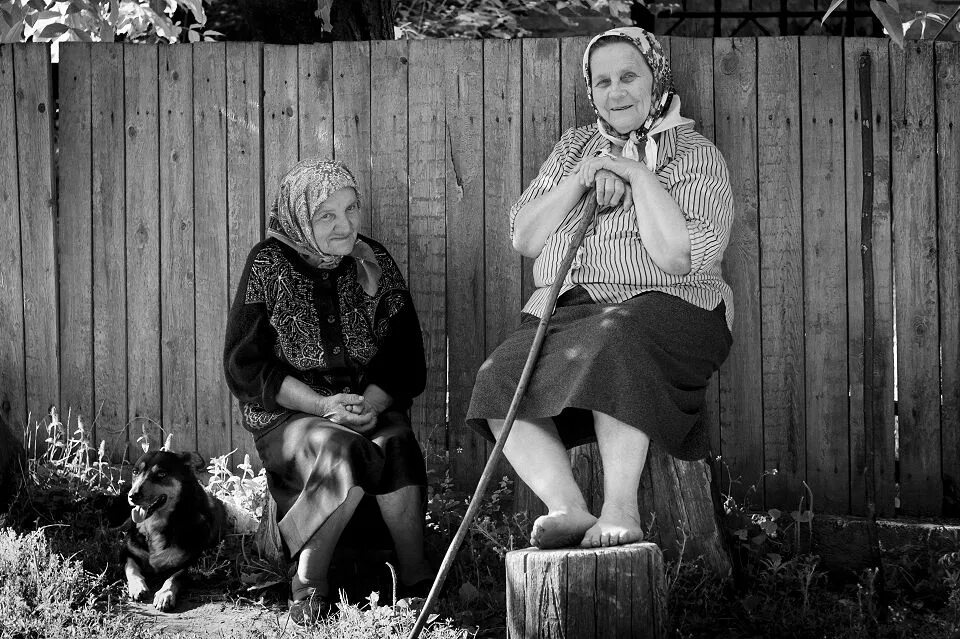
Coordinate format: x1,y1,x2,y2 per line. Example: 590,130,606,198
530,509,598,549
580,506,644,548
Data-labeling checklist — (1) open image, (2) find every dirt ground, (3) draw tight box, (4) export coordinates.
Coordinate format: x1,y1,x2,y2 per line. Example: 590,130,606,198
124,590,291,638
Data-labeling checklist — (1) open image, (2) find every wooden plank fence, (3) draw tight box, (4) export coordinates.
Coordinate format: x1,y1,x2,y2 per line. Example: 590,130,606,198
0,38,957,518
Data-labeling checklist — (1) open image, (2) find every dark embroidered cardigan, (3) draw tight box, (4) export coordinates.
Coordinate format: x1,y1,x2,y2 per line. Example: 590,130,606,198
223,236,426,438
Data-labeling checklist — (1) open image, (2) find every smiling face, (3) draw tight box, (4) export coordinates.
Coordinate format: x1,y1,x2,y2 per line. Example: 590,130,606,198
589,41,654,135
310,186,361,256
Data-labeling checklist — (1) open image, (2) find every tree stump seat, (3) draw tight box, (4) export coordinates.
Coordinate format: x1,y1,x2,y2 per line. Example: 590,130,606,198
505,542,666,639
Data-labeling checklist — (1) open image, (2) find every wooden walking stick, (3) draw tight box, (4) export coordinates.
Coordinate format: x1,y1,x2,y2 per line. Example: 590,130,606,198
408,192,601,639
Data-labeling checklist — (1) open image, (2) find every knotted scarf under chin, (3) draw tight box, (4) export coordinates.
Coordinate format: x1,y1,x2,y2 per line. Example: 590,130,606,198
267,231,382,297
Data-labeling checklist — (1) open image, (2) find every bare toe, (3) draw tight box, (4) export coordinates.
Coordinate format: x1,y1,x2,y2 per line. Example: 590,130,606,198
531,510,597,549
580,512,643,548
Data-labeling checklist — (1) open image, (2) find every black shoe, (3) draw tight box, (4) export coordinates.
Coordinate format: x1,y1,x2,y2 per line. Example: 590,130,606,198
288,588,335,626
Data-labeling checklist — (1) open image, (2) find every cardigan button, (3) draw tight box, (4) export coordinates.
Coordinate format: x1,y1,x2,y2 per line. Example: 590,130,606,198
332,346,342,355
321,272,329,280
327,315,336,324
342,386,351,393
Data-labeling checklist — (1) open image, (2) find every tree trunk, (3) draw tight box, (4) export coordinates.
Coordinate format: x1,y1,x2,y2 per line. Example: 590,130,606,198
330,0,396,40
505,542,667,639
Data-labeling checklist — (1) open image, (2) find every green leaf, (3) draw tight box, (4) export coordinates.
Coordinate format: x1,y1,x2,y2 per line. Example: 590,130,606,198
176,0,206,25
37,22,69,38
870,0,905,48
1,19,24,42
821,0,846,24
70,27,93,41
887,0,899,12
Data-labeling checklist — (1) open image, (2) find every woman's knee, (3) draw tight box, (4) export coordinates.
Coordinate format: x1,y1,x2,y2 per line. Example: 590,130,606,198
300,422,368,462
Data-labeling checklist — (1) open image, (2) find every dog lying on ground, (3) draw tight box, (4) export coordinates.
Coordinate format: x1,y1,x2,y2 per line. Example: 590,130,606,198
123,450,226,611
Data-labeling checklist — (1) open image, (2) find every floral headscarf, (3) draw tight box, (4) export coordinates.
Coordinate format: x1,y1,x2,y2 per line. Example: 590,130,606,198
582,27,690,169
267,158,381,295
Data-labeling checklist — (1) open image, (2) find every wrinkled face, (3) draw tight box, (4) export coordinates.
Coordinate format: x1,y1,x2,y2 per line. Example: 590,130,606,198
589,41,654,135
127,452,183,524
310,186,361,256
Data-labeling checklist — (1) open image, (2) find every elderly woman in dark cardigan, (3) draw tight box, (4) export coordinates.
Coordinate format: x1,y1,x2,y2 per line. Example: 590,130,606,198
467,27,735,551
224,159,433,625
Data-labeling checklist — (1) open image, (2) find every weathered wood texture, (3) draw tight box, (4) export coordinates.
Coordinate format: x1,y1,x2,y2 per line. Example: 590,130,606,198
505,543,666,639
125,44,162,464
937,42,960,517
757,37,805,509
891,42,941,516
2,39,959,518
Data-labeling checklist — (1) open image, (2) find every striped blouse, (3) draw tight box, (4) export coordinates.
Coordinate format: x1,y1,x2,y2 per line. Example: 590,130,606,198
511,123,735,329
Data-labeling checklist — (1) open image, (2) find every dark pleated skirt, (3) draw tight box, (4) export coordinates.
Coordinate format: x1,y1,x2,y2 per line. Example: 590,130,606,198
254,409,427,557
466,289,732,461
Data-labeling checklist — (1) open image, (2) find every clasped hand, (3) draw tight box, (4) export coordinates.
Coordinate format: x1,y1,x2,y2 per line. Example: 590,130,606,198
318,393,381,434
574,154,645,210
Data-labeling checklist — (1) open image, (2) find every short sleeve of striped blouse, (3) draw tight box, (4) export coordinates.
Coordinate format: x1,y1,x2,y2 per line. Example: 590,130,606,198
662,134,735,275
508,126,582,241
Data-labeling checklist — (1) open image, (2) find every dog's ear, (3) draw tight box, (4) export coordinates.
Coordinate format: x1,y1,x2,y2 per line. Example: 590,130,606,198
178,451,206,473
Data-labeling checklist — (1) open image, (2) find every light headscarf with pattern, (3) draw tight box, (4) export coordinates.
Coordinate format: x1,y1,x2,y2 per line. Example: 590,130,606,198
267,158,381,296
582,27,692,170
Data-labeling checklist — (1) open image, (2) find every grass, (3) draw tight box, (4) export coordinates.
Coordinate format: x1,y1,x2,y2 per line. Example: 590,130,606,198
3,408,960,638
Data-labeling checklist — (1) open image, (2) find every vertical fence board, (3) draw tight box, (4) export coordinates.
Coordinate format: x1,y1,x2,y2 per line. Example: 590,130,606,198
263,45,298,228
369,40,409,278
444,42,486,486
407,39,447,455
91,44,127,457
159,47,196,451
758,37,805,507
125,44,162,462
194,43,231,461
332,41,372,236
891,42,941,516
483,39,523,352
517,37,561,515
298,44,333,161
14,44,58,428
672,38,720,460
520,38,561,307
0,46,26,431
937,42,960,515
560,35,593,130
800,37,849,514
483,39,523,485
714,38,763,504
226,42,263,467
844,39,896,517
57,44,93,428
671,37,716,142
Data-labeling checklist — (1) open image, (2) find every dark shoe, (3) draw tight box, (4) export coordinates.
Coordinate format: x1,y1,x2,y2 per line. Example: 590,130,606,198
288,589,335,626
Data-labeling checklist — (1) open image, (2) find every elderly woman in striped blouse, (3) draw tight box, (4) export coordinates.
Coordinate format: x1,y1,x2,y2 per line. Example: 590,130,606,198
466,27,735,550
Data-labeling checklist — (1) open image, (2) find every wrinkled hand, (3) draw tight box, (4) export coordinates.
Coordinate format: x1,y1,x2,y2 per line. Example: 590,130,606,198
575,155,644,209
319,393,377,431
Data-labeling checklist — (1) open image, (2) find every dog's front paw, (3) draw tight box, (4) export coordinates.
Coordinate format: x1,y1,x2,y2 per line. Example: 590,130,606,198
153,587,177,611
127,577,150,602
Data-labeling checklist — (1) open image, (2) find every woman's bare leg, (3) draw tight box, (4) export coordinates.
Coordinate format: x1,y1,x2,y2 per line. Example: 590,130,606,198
293,485,365,599
581,411,648,547
488,417,597,548
376,485,433,585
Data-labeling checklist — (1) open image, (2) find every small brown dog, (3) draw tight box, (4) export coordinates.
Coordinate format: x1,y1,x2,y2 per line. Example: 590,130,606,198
123,450,225,611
